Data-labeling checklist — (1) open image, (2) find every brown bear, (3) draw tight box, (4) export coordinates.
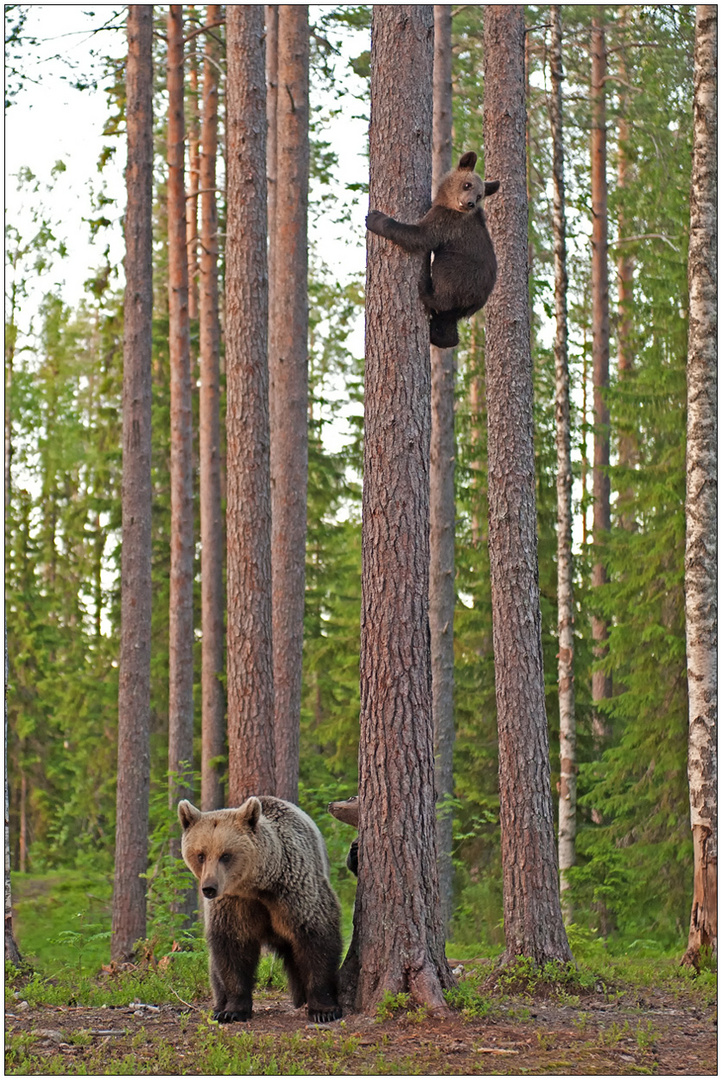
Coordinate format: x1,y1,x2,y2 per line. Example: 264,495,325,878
366,151,499,349
178,795,343,1024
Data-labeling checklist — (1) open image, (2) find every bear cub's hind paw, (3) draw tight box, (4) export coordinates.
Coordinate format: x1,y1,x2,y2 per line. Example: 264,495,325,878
213,1008,252,1023
308,1005,343,1024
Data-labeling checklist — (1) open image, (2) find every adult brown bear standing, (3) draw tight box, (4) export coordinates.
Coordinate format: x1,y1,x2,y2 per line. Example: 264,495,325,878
178,796,343,1023
366,151,499,348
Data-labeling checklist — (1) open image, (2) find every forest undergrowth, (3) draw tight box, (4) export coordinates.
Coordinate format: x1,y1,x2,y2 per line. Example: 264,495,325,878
5,871,717,1076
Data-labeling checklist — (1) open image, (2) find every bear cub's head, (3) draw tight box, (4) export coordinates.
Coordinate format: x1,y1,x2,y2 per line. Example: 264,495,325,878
178,797,268,900
435,151,500,214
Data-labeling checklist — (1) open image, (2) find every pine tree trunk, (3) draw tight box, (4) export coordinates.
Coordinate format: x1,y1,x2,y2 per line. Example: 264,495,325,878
225,5,275,805
339,4,454,1015
483,3,572,967
186,8,200,323
199,4,225,812
430,2,455,935
167,5,195,815
590,9,612,745
269,5,310,805
112,3,153,962
682,2,717,970
5,637,21,964
549,4,576,924
266,5,278,303
615,12,636,515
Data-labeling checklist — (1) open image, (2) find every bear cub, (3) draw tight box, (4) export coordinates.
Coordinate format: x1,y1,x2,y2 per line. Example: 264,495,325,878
366,151,499,349
178,795,343,1024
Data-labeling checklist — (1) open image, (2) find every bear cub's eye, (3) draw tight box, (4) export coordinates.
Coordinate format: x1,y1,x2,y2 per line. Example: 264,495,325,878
463,182,472,190
219,853,232,864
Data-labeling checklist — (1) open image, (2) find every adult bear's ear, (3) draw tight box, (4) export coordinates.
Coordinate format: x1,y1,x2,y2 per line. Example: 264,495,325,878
238,796,262,831
458,151,478,171
485,180,500,196
178,800,201,830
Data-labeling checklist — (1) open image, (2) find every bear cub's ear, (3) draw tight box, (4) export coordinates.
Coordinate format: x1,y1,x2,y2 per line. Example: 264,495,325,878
238,796,263,831
458,151,478,172
178,800,202,831
485,180,500,197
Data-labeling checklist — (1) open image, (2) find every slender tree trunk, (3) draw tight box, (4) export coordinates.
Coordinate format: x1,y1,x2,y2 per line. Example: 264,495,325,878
340,4,454,1015
615,12,636,517
5,635,21,964
269,5,310,805
199,4,225,812
19,769,27,874
590,9,612,744
225,5,275,805
483,4,572,967
682,3,717,970
186,7,200,323
112,3,153,962
167,5,195,817
429,2,455,935
549,5,575,924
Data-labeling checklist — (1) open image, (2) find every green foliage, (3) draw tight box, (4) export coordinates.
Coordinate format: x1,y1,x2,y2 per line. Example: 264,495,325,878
374,990,411,1021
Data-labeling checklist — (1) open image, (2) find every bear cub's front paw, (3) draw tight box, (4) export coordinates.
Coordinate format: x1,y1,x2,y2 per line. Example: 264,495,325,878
213,1008,252,1023
366,210,389,236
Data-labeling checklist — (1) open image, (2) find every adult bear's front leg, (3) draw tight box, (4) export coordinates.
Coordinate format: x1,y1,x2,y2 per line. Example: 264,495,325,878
207,925,260,1023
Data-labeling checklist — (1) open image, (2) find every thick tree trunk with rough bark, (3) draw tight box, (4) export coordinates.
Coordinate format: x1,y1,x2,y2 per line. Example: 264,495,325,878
682,3,717,970
549,4,576,924
269,5,310,806
339,5,454,1015
590,9,612,743
266,5,278,303
225,6,275,805
483,4,572,967
430,1,455,936
112,4,153,962
199,5,225,812
167,4,195,814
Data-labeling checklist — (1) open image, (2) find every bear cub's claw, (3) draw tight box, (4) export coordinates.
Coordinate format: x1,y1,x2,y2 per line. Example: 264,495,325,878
213,1008,252,1023
308,1005,343,1024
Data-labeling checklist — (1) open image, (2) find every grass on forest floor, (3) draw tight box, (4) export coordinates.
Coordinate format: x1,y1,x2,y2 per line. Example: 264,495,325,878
7,870,716,1040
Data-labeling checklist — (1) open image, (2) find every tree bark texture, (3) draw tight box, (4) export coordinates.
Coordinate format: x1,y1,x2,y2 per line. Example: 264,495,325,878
269,5,310,806
682,3,717,969
199,4,225,812
185,9,200,323
112,3,153,962
615,11,636,512
430,2,456,935
483,4,572,967
167,4,195,812
5,636,21,964
549,5,576,924
590,10,612,732
340,4,454,1015
266,5,279,304
225,5,275,805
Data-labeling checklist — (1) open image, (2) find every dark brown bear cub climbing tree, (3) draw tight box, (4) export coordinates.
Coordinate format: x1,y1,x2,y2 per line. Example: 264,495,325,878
339,4,455,1015
366,152,499,348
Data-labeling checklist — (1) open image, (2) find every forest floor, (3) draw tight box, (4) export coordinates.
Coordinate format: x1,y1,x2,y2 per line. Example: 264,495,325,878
6,964,717,1075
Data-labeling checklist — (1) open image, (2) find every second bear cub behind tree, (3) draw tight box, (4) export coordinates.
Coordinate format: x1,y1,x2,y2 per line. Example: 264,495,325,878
366,151,499,349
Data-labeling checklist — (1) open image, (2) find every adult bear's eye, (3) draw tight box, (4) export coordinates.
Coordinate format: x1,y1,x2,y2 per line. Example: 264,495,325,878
219,853,232,864
197,853,205,864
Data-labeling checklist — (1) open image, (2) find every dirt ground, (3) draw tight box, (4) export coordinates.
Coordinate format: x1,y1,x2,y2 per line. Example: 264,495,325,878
5,979,717,1075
